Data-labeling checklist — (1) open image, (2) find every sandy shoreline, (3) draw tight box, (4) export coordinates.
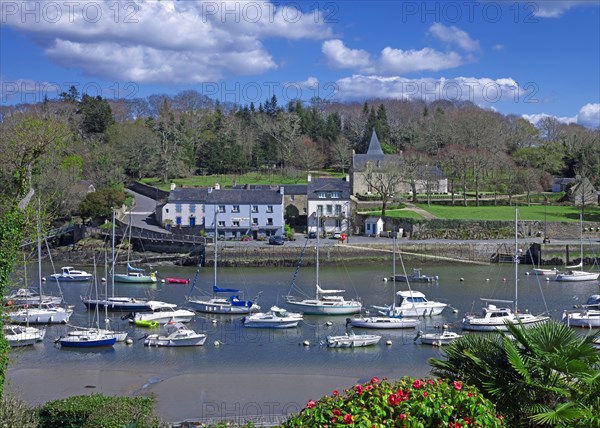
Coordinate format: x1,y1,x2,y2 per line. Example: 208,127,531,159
6,367,361,423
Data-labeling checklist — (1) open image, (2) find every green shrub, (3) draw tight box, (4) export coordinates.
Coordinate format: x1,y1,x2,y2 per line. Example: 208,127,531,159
280,376,503,427
38,394,161,428
0,392,38,428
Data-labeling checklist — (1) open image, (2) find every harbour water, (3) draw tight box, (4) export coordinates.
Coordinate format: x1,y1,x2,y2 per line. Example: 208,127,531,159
5,259,599,423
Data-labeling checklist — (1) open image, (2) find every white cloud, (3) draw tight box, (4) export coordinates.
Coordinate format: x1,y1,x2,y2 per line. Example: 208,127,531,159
321,40,465,75
522,113,577,127
522,104,600,129
379,47,463,74
321,40,371,69
428,23,480,52
493,44,505,51
533,1,591,18
3,1,332,84
330,75,524,104
576,103,600,128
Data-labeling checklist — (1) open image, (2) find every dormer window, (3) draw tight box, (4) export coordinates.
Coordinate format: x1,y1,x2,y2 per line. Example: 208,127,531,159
318,192,326,199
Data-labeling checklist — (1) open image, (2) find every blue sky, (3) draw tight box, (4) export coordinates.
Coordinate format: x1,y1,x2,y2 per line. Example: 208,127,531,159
1,1,599,127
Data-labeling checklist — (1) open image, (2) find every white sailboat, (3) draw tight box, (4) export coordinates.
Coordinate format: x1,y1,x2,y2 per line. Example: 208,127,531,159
3,325,46,347
7,216,72,325
462,208,550,332
187,212,260,314
81,212,153,312
285,209,362,315
113,213,157,284
555,213,599,282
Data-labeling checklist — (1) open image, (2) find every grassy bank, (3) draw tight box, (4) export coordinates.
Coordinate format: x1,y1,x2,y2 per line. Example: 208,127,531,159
416,204,600,222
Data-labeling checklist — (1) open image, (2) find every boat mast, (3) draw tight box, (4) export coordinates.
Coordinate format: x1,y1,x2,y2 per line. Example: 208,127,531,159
214,210,218,288
37,211,42,308
315,207,320,298
111,210,115,297
514,207,519,313
579,211,583,267
392,229,396,311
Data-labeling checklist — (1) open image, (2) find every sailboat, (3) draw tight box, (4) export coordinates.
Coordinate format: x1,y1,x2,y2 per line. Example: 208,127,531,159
81,212,153,312
555,213,599,282
285,209,362,315
187,212,260,314
114,214,157,284
462,208,550,332
3,325,46,347
7,215,73,325
352,232,420,329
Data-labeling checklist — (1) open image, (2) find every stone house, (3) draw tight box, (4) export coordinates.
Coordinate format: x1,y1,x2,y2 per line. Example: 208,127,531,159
307,175,352,237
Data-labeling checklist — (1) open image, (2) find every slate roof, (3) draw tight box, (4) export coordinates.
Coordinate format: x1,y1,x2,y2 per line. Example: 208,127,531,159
168,187,282,205
353,129,390,171
232,184,308,195
307,178,351,201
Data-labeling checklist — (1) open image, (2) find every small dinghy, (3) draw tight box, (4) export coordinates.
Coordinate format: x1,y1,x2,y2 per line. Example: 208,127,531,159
414,327,462,346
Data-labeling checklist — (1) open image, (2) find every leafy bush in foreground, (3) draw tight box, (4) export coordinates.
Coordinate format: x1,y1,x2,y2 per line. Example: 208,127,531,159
38,393,161,428
280,376,503,427
0,392,38,427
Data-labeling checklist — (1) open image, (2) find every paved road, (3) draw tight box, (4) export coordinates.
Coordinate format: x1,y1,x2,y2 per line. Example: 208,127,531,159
124,190,170,234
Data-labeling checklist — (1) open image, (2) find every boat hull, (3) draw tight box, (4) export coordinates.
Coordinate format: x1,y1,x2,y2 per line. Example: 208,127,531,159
563,311,600,328
285,299,362,315
50,274,92,282
325,334,381,348
144,335,207,347
555,271,600,282
81,297,152,312
462,314,549,332
417,331,462,346
350,317,419,329
242,319,300,328
59,336,117,348
7,308,73,324
188,300,258,315
114,274,156,284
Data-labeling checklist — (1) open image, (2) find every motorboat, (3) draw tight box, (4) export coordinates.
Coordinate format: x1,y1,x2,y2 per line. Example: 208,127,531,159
349,316,420,329
5,288,62,306
562,309,600,328
324,332,381,348
3,325,46,347
144,321,207,347
462,209,550,332
242,306,303,328
581,295,600,309
58,330,117,348
374,290,447,318
50,266,92,282
124,301,195,324
414,329,462,346
555,268,599,282
462,300,549,332
393,268,438,283
286,209,361,315
6,301,73,324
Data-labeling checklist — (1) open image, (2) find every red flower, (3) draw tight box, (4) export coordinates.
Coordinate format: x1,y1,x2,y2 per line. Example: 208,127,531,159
332,390,339,396
331,418,337,424
354,384,363,395
428,379,435,385
306,400,316,409
333,409,341,416
343,414,353,424
388,394,400,406
399,414,406,420
365,385,373,391
467,392,473,398
412,379,423,389
464,417,471,425
423,391,428,397
371,376,379,384
453,381,462,391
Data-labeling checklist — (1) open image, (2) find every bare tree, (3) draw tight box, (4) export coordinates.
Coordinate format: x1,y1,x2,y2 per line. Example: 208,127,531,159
361,157,404,216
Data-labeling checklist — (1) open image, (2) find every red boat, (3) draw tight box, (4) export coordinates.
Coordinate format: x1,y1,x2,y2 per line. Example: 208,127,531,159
166,277,189,284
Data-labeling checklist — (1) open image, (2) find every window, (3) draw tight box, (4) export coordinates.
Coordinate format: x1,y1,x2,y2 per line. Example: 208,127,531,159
218,221,225,227
218,205,225,213
318,192,326,199
251,205,258,213
317,205,323,215
175,204,182,213
232,220,240,227
335,219,341,228
175,216,182,225
331,192,341,199
189,204,196,213
266,205,273,213
267,218,273,226
335,205,342,216
232,205,240,213
189,217,196,226
252,218,258,226
326,205,333,215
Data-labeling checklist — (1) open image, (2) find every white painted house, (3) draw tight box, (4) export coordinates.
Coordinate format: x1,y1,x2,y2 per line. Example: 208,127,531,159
160,184,285,239
307,175,351,237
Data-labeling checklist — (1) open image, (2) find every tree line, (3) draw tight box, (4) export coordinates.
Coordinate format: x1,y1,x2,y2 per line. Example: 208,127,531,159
1,87,598,220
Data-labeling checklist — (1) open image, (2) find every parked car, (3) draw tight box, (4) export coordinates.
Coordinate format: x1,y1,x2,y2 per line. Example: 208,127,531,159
268,235,285,245
307,231,317,239
330,232,341,239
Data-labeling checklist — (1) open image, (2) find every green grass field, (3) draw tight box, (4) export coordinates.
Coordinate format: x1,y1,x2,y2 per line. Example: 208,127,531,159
416,204,600,222
363,209,425,219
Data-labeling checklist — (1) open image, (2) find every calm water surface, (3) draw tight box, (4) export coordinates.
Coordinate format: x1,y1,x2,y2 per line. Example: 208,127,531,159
6,259,599,420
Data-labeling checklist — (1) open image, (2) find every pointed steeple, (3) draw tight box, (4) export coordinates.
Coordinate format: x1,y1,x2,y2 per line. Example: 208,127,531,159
366,129,384,155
